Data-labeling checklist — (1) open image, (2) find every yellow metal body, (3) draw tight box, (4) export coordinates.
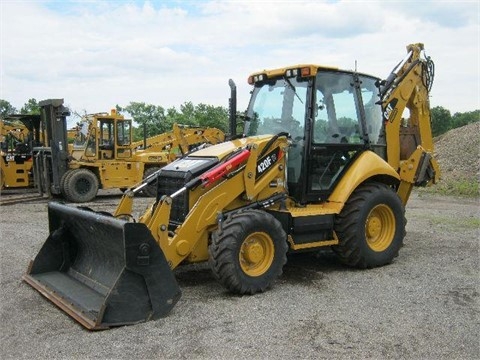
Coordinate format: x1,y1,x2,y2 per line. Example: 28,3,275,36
113,43,439,269
381,43,440,204
0,156,32,188
328,151,400,204
115,136,403,268
66,110,225,191
0,120,33,188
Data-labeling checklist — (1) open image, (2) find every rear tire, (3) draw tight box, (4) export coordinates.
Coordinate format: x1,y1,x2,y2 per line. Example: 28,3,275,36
64,168,99,203
209,210,288,295
333,182,405,268
142,166,160,197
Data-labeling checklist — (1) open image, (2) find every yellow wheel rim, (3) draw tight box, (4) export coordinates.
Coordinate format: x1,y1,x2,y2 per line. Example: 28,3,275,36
365,204,396,252
239,232,274,277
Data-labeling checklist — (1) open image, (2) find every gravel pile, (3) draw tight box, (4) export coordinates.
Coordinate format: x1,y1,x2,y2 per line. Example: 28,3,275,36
434,121,480,184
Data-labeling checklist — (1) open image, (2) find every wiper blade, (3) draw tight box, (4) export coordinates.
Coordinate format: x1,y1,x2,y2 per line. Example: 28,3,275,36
284,77,303,104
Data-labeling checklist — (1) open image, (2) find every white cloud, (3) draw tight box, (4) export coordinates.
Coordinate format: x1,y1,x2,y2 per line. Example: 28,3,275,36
1,0,478,116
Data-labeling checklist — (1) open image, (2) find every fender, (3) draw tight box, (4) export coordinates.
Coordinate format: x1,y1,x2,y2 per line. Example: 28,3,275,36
328,150,400,205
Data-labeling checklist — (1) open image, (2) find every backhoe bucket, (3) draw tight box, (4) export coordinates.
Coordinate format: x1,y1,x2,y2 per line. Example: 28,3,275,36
23,201,181,330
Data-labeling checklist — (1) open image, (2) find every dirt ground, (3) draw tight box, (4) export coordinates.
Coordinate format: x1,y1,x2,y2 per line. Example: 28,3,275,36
0,190,478,359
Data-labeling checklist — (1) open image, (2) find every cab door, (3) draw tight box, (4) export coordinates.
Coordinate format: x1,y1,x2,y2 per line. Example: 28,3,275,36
304,71,383,203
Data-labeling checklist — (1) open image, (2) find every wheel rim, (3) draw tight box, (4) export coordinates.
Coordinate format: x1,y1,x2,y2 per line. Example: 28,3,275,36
365,204,396,252
239,232,274,277
75,178,91,195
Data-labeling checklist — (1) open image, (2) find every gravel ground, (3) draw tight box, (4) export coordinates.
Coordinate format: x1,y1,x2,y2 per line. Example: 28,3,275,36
0,190,479,360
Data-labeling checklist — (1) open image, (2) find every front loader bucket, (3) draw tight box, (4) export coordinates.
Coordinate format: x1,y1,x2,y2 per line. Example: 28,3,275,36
23,201,181,330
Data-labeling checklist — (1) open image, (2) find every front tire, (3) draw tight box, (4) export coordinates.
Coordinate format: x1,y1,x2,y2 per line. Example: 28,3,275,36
333,182,405,268
63,168,99,203
59,169,74,197
209,210,288,295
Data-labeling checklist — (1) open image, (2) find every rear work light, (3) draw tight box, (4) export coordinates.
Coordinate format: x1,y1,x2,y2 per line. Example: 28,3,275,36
285,69,299,77
248,74,266,84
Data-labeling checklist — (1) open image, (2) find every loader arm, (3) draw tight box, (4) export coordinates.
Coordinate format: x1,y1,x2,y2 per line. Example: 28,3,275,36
131,124,225,155
130,125,177,150
380,43,440,204
141,136,288,269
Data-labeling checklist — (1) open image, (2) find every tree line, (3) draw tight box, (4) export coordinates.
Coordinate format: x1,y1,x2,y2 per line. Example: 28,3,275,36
1,98,478,140
430,107,479,137
0,99,229,142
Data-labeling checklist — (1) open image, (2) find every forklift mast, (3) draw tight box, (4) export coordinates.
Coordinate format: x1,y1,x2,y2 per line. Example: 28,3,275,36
33,99,71,196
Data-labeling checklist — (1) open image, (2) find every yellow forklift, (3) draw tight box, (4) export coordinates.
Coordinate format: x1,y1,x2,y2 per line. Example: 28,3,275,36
33,101,225,202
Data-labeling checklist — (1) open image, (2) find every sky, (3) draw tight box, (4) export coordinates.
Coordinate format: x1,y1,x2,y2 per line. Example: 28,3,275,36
1,0,479,120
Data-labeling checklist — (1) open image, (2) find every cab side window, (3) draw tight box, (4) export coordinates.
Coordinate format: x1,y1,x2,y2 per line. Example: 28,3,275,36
314,72,362,145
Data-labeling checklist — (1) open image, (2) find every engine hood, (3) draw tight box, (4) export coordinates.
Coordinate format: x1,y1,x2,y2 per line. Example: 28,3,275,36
188,135,273,161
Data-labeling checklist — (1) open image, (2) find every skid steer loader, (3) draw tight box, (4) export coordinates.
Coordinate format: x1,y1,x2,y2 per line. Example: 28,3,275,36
24,43,439,329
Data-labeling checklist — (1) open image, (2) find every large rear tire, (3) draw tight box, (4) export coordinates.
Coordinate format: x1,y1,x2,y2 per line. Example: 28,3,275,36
333,182,406,268
142,166,160,197
63,168,99,203
209,210,288,295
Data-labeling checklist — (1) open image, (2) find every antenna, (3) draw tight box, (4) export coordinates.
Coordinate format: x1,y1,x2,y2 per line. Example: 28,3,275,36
355,60,357,72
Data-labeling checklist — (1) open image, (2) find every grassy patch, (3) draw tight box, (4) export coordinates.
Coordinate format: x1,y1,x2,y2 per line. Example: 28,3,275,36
429,215,480,230
418,178,479,197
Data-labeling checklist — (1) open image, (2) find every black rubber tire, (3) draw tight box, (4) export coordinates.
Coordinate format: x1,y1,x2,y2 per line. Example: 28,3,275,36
142,166,160,197
59,169,74,197
333,181,406,268
209,209,288,295
63,168,99,203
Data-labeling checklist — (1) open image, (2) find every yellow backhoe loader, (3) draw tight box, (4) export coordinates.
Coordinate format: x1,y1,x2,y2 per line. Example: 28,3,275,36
24,43,439,329
33,105,225,202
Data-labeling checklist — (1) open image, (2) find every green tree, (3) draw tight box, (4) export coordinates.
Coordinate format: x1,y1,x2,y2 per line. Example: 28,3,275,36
118,101,229,140
118,102,168,141
168,102,228,131
451,110,480,129
192,103,228,131
0,99,17,119
430,106,452,137
170,102,197,126
20,98,41,115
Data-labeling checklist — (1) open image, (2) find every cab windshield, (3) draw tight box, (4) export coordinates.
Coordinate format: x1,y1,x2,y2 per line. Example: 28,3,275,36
245,76,308,140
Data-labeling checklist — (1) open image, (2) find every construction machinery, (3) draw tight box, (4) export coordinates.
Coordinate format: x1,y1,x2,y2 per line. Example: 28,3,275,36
24,43,439,329
33,102,225,202
1,115,42,189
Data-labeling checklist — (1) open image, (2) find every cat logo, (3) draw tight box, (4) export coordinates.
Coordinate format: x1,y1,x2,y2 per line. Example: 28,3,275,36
383,98,398,123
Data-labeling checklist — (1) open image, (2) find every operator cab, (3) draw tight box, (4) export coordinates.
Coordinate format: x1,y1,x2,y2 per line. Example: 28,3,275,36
244,65,386,203
83,111,133,160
